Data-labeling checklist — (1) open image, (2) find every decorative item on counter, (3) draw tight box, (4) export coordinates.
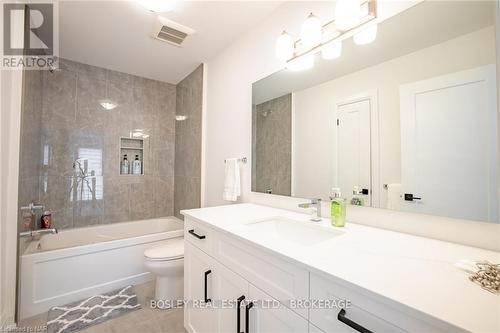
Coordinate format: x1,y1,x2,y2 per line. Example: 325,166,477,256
40,210,52,229
350,186,364,206
468,261,500,294
330,187,346,227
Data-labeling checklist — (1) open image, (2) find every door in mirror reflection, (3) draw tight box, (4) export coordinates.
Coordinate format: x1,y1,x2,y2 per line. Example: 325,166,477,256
337,99,371,206
400,66,498,222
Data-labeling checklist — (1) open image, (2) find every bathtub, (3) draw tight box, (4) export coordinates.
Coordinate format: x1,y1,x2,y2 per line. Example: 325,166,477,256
20,217,183,319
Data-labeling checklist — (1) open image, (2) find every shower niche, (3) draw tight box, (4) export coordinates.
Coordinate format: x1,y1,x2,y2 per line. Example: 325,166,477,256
119,137,144,176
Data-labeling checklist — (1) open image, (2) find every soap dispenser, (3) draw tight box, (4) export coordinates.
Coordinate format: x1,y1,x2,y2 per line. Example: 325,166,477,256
330,187,346,227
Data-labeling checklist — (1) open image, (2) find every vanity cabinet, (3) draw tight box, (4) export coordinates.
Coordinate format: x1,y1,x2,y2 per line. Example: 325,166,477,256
184,220,309,333
184,216,457,333
184,241,217,333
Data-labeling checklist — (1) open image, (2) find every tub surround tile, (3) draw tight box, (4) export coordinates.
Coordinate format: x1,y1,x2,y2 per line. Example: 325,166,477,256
20,58,201,229
174,65,203,219
253,93,292,196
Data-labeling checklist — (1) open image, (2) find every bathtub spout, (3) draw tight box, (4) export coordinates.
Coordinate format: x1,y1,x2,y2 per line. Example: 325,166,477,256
20,228,58,238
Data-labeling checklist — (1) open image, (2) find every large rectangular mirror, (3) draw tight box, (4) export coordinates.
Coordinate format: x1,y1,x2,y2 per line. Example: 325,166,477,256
252,1,499,223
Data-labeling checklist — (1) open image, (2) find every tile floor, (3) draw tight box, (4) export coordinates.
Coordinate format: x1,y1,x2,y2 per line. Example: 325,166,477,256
17,281,186,333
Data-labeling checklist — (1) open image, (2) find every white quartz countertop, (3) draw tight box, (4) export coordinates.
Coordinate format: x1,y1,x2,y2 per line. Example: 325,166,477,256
181,203,500,333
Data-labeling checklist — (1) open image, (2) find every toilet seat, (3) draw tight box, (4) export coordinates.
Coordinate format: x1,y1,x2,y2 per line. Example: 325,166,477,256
144,239,184,262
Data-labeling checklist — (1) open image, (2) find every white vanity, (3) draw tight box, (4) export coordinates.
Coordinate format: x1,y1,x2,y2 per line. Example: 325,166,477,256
182,204,499,333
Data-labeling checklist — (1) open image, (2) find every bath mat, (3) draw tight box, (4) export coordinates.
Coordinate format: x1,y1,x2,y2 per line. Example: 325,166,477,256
46,285,141,333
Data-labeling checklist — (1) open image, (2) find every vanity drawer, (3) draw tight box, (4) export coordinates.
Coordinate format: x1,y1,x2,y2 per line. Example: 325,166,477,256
184,218,215,256
214,232,309,319
310,273,446,333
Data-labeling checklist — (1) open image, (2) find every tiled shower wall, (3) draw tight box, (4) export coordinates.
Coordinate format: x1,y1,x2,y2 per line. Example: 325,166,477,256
174,65,203,218
18,58,187,230
252,93,292,196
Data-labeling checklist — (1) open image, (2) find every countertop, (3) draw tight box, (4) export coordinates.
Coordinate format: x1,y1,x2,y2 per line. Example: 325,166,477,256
181,204,500,333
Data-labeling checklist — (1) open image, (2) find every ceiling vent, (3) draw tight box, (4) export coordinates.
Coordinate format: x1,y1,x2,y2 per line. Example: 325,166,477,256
153,17,195,47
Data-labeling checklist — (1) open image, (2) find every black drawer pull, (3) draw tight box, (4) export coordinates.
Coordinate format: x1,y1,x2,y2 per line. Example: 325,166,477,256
204,270,211,303
245,301,254,333
189,229,206,239
338,309,373,333
236,295,245,333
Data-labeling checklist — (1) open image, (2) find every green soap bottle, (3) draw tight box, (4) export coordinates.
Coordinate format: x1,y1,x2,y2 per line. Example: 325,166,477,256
330,187,346,227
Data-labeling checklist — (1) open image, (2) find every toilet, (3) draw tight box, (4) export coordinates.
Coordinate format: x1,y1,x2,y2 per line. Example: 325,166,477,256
143,238,184,302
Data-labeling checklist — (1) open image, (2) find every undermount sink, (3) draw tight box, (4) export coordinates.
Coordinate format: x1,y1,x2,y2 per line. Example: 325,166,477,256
244,217,343,246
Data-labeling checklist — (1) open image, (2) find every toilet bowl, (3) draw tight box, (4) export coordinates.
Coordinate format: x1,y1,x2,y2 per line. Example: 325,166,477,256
143,238,184,302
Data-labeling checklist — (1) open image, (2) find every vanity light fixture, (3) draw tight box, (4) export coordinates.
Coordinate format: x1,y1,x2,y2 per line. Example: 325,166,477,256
99,100,117,110
300,13,322,49
353,24,378,45
275,31,294,61
137,0,177,13
276,0,377,70
286,54,315,71
175,115,188,121
335,0,361,31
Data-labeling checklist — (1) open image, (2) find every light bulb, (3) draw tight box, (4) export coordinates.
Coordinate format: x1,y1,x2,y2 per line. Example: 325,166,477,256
99,100,117,110
300,13,322,48
275,31,294,61
353,24,377,45
137,0,177,13
321,41,342,60
286,54,314,71
335,0,360,31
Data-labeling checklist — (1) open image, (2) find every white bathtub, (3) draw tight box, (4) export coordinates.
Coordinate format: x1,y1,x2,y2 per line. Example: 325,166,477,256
20,217,184,319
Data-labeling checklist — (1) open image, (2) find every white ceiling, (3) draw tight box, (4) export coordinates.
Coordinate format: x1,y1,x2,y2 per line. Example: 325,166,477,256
59,1,283,83
253,0,496,104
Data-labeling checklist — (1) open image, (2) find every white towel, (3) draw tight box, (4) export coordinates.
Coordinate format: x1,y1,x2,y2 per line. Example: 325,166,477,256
386,183,402,210
223,158,241,202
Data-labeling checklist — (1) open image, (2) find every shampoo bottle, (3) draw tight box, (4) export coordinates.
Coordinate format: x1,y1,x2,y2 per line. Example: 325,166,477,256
132,155,142,175
121,154,129,174
330,187,346,227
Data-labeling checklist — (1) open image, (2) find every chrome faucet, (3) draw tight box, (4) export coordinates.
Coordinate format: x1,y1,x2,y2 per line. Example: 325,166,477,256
20,228,58,238
298,198,322,222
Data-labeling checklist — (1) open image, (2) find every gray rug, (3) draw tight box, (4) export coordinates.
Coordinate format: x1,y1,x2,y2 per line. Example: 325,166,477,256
46,285,141,333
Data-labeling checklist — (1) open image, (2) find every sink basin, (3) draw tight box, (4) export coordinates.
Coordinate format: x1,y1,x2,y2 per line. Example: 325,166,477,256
244,217,343,246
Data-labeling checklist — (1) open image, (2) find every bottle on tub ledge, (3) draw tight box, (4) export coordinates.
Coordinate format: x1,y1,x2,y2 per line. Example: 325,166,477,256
40,210,52,229
121,154,129,174
132,154,142,175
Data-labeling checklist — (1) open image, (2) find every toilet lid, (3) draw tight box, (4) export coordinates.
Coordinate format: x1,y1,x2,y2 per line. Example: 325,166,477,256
144,239,184,261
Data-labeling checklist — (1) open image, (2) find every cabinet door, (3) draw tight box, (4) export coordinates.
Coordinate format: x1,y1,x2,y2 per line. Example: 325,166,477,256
214,263,249,333
184,241,217,333
247,284,308,333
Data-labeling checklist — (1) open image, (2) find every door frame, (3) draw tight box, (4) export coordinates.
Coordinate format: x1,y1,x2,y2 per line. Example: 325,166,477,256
334,91,380,208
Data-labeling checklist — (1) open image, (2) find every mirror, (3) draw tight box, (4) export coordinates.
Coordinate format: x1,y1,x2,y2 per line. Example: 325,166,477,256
252,1,499,223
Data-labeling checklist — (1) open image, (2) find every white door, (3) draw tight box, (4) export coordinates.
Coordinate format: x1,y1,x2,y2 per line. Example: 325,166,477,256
247,284,309,333
337,99,372,205
400,65,498,222
214,263,249,333
184,241,217,333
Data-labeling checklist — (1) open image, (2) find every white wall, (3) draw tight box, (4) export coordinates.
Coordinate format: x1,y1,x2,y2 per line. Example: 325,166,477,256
292,27,496,204
204,2,500,251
